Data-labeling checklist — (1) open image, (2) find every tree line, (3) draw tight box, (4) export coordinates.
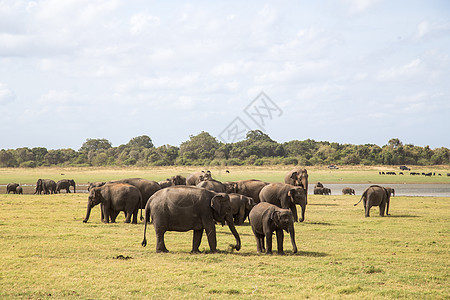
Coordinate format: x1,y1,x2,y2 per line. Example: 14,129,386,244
0,131,449,167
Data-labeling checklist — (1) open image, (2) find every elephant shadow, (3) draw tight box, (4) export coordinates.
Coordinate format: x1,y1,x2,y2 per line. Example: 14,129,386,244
234,250,328,257
386,214,420,218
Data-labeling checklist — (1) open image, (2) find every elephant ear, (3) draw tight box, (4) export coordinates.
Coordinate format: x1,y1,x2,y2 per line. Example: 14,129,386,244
287,188,296,198
211,194,228,225
290,172,298,180
270,210,281,227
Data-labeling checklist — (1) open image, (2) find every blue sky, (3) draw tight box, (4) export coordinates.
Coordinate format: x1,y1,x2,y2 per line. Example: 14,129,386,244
1,0,449,150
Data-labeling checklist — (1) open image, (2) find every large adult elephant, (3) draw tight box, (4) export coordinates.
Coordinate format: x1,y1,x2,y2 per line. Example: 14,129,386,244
34,179,56,194
354,185,391,217
229,193,255,225
87,181,106,191
342,187,355,195
111,178,161,208
234,179,268,203
83,183,142,224
56,179,76,193
6,183,19,194
186,171,212,185
249,202,297,255
141,186,241,253
284,168,309,196
197,179,237,194
259,183,307,222
385,187,395,197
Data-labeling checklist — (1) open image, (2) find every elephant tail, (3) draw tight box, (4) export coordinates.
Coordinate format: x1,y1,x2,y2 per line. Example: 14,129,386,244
354,189,368,206
141,202,151,247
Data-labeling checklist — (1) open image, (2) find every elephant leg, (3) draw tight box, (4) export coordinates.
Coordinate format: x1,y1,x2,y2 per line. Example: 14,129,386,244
155,229,169,253
102,206,110,223
275,229,285,255
205,226,217,253
265,232,273,255
365,204,371,217
237,206,245,225
191,229,204,253
379,202,386,217
131,210,138,224
255,234,264,253
124,210,132,223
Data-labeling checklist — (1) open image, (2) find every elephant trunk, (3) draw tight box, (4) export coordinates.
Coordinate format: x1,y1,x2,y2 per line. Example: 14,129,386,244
288,223,298,253
226,215,241,251
83,204,92,223
298,205,306,222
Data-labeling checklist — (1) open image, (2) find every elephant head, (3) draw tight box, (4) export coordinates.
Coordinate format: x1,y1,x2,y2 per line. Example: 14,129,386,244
203,170,212,181
83,188,103,223
171,175,186,185
270,209,297,253
69,179,76,193
224,182,238,194
287,187,307,222
210,193,241,251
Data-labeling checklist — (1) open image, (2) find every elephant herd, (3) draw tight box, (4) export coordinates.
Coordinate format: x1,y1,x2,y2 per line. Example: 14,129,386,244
5,179,76,195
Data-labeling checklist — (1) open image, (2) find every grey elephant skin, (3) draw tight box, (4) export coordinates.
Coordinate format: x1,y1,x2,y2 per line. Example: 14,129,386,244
6,183,19,194
342,187,355,195
314,187,331,195
141,186,241,253
354,185,391,217
284,168,309,195
233,179,268,203
249,202,297,255
34,179,56,194
186,171,212,185
260,183,307,222
111,178,161,208
87,181,106,191
385,187,395,197
15,186,23,194
229,193,255,225
56,179,76,193
197,179,237,194
83,183,142,224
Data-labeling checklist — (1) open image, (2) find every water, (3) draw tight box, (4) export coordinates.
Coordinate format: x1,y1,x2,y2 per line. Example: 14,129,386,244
309,183,450,197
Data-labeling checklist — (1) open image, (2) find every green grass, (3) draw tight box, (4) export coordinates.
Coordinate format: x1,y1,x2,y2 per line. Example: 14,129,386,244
0,167,449,299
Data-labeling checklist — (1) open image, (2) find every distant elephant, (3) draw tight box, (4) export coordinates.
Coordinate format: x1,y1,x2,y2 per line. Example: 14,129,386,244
7,183,19,194
87,181,106,191
323,187,331,195
56,179,76,193
229,193,255,225
314,187,324,195
284,168,309,195
141,186,241,253
158,179,172,188
342,187,355,195
186,171,212,185
83,183,142,224
197,179,237,194
111,178,161,208
34,179,56,194
16,186,23,194
385,187,395,197
259,183,307,222
314,182,324,189
170,175,186,185
354,185,391,217
249,202,297,255
234,179,269,203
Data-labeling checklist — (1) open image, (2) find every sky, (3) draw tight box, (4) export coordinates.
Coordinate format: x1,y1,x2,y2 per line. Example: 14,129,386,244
1,0,449,150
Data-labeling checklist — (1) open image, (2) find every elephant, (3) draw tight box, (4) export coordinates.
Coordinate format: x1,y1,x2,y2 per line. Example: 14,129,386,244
34,179,56,194
6,183,19,194
259,183,307,222
87,181,106,191
314,182,324,189
56,179,76,193
16,186,23,194
354,185,391,217
323,187,331,195
197,179,237,194
83,183,142,224
249,202,297,255
141,186,241,253
111,178,161,209
284,168,309,195
342,187,355,195
229,193,255,225
385,187,395,197
234,179,269,203
170,175,186,185
313,187,324,195
186,171,212,185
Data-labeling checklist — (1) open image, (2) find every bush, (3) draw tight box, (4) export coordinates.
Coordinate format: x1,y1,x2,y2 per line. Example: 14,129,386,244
19,161,36,168
226,158,243,166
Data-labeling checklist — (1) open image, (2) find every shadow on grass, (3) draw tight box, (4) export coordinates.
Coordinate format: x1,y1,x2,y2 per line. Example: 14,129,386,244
309,203,339,206
307,221,333,226
387,214,420,218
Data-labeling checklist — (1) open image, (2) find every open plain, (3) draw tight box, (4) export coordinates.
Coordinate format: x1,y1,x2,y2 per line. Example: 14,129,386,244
0,166,449,299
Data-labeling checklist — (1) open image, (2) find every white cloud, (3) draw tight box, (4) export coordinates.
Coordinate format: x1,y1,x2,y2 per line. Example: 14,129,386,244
130,13,160,35
341,0,382,14
376,59,423,81
0,83,15,104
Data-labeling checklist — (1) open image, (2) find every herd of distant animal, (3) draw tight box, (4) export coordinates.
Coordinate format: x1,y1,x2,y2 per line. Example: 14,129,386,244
4,168,397,254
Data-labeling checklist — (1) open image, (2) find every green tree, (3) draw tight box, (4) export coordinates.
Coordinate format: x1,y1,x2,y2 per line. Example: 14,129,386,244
127,135,154,149
179,132,220,161
79,138,112,152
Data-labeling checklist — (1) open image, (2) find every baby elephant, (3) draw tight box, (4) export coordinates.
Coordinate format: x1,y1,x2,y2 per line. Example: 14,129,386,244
249,202,297,255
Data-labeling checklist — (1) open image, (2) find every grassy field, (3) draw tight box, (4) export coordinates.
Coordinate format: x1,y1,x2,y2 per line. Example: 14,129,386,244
0,167,449,299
